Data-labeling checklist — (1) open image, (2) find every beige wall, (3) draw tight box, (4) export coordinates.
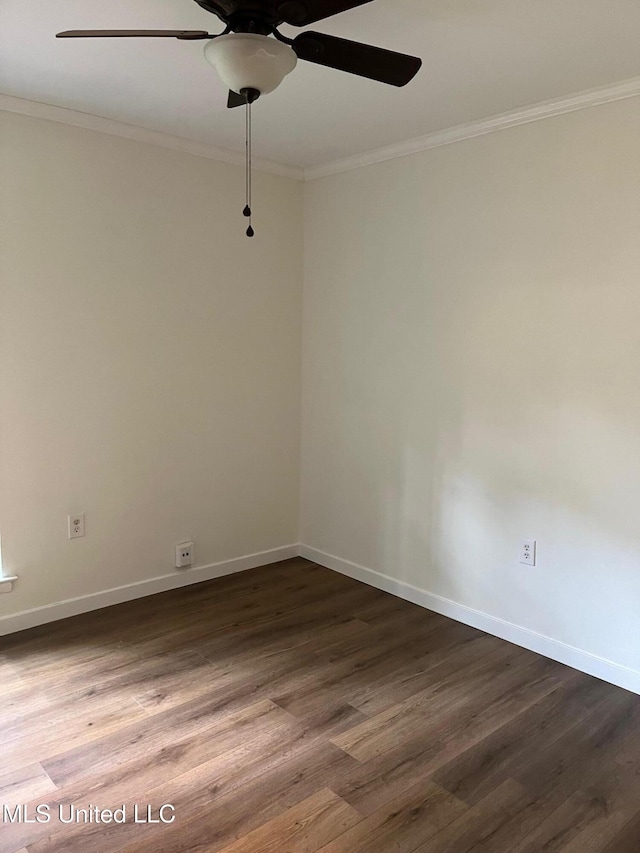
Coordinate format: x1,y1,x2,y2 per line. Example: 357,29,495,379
3,96,640,685
0,112,302,620
301,97,640,675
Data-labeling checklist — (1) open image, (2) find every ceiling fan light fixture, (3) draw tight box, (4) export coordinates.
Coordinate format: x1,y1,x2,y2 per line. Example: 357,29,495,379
203,34,297,96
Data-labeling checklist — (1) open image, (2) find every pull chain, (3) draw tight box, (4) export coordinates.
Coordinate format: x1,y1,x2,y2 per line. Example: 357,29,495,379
243,95,254,237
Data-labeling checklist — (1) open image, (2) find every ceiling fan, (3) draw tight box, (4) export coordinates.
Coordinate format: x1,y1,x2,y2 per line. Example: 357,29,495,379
57,2,422,236
56,0,423,107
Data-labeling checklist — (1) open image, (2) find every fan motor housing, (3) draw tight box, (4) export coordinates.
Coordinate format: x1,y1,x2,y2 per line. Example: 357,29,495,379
193,0,287,31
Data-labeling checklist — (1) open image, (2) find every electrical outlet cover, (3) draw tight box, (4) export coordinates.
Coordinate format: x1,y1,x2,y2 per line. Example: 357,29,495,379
68,513,85,539
175,541,194,569
520,538,536,566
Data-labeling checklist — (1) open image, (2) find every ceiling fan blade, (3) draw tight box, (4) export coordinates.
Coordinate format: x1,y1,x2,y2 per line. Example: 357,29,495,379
227,90,246,109
278,0,374,26
56,30,213,40
293,31,422,87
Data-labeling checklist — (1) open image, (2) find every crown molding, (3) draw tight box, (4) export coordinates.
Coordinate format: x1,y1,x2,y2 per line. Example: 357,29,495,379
0,93,304,181
303,75,640,181
3,76,639,184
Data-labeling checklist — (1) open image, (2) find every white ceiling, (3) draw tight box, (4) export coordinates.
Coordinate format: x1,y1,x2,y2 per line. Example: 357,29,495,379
2,0,640,170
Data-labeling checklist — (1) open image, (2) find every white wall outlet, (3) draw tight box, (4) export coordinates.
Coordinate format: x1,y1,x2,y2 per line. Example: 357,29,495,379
68,513,85,539
520,538,536,566
175,541,194,568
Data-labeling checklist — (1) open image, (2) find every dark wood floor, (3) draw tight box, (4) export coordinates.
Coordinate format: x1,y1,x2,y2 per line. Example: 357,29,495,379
1,558,639,853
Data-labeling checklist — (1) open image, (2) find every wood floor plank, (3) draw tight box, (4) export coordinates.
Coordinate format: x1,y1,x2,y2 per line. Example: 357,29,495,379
510,763,640,853
148,572,383,657
331,660,571,817
509,729,640,853
347,632,509,717
42,696,292,789
215,788,361,853
431,675,616,806
411,779,532,853
0,649,215,727
310,606,452,663
270,626,506,724
598,809,640,853
332,652,563,763
0,680,147,741
0,658,23,686
1,703,304,853
0,695,149,771
430,757,640,853
30,742,359,853
272,698,369,739
514,687,640,800
314,780,467,853
197,608,373,664
0,763,57,807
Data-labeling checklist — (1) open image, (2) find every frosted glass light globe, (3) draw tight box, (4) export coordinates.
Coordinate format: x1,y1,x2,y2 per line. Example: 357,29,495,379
204,34,297,96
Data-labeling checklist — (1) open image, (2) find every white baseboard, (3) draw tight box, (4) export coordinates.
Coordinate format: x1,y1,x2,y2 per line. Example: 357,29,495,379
298,544,640,696
6,540,639,696
0,545,298,636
